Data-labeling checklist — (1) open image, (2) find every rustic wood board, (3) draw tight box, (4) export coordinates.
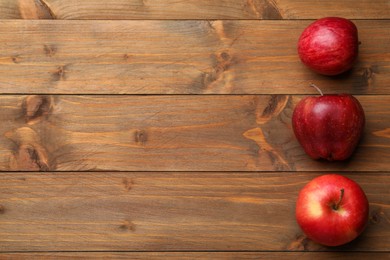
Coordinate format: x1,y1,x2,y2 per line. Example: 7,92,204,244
2,0,390,20
0,172,389,251
1,252,389,260
0,20,388,94
0,95,389,172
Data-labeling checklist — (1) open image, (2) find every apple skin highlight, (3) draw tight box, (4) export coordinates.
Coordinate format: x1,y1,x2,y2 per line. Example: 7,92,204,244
298,17,359,76
296,174,369,247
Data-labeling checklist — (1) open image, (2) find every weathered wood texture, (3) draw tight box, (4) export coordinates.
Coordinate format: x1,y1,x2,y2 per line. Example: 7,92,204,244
2,0,390,20
0,95,389,172
0,20,388,94
1,252,389,260
0,172,388,251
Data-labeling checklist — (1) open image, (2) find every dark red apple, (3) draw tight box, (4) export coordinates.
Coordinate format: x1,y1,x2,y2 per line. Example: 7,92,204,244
298,17,359,76
292,85,365,161
296,174,369,246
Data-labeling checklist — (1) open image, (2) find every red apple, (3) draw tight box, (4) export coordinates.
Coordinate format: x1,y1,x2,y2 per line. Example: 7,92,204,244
296,174,369,246
298,17,359,76
292,85,365,161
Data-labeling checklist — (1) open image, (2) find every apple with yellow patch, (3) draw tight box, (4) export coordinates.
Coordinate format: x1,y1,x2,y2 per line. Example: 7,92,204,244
296,174,369,246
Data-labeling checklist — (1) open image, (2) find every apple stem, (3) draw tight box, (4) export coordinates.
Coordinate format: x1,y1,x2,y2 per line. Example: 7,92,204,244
333,188,345,211
310,83,324,96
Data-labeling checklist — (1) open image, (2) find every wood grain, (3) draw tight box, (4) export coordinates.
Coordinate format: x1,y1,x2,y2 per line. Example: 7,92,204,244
0,95,389,172
0,20,389,94
2,0,390,20
1,252,389,260
0,172,388,251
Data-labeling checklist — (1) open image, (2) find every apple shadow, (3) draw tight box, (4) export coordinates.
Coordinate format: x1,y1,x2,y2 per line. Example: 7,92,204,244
321,227,371,252
299,227,369,252
316,68,356,94
328,67,355,81
328,56,374,94
310,57,369,95
311,154,356,172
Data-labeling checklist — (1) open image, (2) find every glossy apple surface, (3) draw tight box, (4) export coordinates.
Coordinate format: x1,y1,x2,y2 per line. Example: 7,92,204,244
298,17,359,75
292,93,365,161
296,174,369,246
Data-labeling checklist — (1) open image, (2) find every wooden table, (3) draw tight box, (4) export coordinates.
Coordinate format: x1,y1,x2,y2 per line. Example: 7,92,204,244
0,1,389,259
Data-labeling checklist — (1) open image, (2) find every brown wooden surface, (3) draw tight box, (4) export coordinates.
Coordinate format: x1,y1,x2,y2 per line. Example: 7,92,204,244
0,172,389,251
0,0,389,258
0,95,389,172
0,20,389,94
0,0,389,20
0,252,389,260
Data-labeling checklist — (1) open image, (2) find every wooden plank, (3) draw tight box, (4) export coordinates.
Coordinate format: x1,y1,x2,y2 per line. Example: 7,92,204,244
0,172,388,251
3,0,390,20
0,20,389,94
1,252,389,260
1,95,389,172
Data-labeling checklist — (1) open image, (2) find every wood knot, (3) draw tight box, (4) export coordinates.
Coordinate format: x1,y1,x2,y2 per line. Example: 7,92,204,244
12,144,50,171
220,51,231,62
287,234,309,251
122,177,134,192
199,50,234,89
12,56,22,64
6,124,53,171
370,207,384,224
44,44,57,57
361,65,379,88
119,220,136,232
18,0,56,19
0,205,5,214
287,233,324,251
363,66,379,79
123,54,132,61
256,95,290,125
216,50,232,68
52,65,69,81
134,130,147,145
22,95,52,124
246,0,282,19
262,95,279,118
6,127,52,171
